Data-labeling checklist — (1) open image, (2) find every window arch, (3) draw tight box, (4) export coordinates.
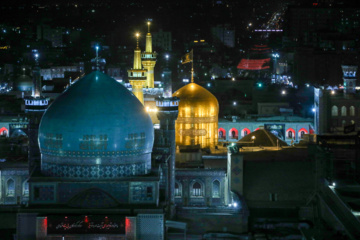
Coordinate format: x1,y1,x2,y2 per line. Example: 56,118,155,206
341,106,347,116
298,128,308,139
23,181,29,196
331,106,338,117
0,127,8,136
6,179,15,196
218,128,226,140
212,180,220,198
229,128,238,139
191,181,203,197
175,182,182,197
241,128,250,137
286,128,295,139
350,106,355,116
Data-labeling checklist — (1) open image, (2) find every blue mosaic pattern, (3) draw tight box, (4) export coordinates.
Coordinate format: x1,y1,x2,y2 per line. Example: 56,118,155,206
42,162,146,179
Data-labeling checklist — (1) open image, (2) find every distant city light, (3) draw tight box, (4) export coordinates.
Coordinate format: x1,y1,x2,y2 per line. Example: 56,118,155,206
312,108,316,112
272,53,280,58
332,182,336,187
232,78,235,81
258,83,262,87
233,101,237,106
207,83,211,87
306,83,310,87
183,79,189,83
95,45,99,50
233,202,238,208
331,90,335,95
281,90,286,95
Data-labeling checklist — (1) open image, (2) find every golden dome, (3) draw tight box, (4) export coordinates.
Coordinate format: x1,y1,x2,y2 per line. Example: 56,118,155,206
173,83,219,148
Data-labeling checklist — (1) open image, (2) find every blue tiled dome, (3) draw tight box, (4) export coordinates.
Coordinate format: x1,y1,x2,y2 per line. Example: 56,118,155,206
39,71,154,179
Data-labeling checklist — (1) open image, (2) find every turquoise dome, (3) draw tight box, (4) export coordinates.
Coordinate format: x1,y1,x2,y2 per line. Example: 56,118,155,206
39,71,154,179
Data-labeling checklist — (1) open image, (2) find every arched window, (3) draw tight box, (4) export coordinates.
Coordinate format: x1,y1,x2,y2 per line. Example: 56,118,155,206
350,106,355,116
0,127,8,136
342,120,346,127
341,106,347,116
241,128,250,137
331,106,338,117
23,181,29,196
175,182,182,197
218,128,226,140
6,179,15,196
298,128,308,139
288,131,293,138
191,181,203,197
229,128,238,139
212,180,220,198
286,128,295,139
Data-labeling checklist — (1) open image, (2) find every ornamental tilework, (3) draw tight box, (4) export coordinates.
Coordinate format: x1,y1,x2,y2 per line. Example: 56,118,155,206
41,162,146,179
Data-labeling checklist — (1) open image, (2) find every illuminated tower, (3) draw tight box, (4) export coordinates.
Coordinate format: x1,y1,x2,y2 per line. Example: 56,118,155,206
342,65,357,99
128,33,147,104
141,22,157,88
24,52,49,172
155,96,179,218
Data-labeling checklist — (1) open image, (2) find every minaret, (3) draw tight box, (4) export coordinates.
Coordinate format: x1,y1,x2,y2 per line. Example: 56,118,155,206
156,96,179,218
162,54,172,97
141,21,157,88
342,65,357,99
128,33,147,104
24,52,49,172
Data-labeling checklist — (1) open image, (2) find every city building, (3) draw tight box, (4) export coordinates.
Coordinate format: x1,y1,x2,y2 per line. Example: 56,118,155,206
211,24,235,48
314,65,360,134
152,29,172,52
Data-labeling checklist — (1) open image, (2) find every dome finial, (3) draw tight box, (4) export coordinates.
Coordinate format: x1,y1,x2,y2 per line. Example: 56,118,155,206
147,21,151,33
135,32,140,48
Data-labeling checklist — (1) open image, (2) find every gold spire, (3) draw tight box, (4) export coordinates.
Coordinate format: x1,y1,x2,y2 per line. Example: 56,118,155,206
133,32,142,69
142,21,157,88
129,33,147,104
145,22,152,53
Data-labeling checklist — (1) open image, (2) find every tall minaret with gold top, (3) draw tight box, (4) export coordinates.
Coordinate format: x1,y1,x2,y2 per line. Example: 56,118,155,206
128,33,147,104
141,21,157,88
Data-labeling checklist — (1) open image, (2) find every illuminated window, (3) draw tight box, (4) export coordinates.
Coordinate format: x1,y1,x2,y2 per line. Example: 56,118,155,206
218,128,226,139
331,106,338,116
350,106,355,116
175,182,182,197
6,179,15,196
341,106,347,116
23,181,29,196
288,131,293,138
212,180,220,198
229,128,238,139
242,128,250,137
191,181,203,197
